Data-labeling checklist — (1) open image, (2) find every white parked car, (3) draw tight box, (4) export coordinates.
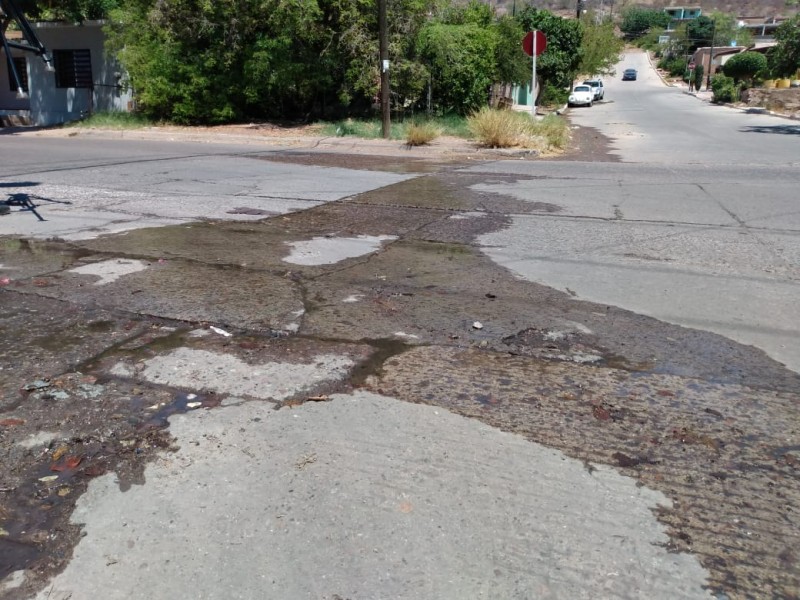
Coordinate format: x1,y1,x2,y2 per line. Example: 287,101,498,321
568,85,594,107
583,78,604,100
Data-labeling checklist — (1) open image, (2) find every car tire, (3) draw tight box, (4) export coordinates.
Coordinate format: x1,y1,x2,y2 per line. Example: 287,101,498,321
588,101,593,107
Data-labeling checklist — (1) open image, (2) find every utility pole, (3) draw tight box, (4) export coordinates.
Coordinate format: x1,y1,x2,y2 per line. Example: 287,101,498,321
379,0,390,139
705,18,716,91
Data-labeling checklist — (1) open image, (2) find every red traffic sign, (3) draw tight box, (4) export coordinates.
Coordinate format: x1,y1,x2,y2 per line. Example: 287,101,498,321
522,30,547,57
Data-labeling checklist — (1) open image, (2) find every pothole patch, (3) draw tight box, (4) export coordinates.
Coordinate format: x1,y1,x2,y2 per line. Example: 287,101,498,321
68,259,149,286
110,347,354,400
283,235,397,265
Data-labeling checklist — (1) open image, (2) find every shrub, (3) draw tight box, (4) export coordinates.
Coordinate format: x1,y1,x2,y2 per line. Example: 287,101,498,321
539,83,569,106
711,74,738,103
405,122,441,146
467,107,525,147
531,114,569,150
467,108,568,151
658,56,688,77
693,64,704,90
722,51,768,83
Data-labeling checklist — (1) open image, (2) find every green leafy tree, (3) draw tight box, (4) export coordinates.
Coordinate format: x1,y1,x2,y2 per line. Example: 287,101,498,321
493,14,530,86
106,0,438,122
722,51,767,84
10,0,118,21
416,21,497,113
767,14,800,77
686,15,717,52
516,7,583,94
619,7,670,39
578,19,624,77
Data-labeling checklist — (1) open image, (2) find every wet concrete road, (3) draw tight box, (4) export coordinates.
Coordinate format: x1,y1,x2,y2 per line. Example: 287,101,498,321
0,116,799,599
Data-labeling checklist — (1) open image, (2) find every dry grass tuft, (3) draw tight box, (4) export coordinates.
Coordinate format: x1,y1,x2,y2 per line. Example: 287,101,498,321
405,122,441,146
467,108,569,152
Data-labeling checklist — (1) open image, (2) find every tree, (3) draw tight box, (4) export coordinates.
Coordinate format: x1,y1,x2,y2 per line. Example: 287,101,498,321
722,51,767,84
619,7,669,39
416,21,497,113
686,15,714,51
516,7,583,94
492,15,530,87
13,0,118,21
767,14,800,77
578,19,624,77
708,11,752,49
106,0,440,122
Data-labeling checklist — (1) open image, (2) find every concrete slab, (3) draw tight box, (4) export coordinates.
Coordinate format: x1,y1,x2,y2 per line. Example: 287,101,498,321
0,159,416,241
35,392,712,600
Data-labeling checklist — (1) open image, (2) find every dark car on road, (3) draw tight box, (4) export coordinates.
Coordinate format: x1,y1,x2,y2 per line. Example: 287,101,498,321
622,69,637,81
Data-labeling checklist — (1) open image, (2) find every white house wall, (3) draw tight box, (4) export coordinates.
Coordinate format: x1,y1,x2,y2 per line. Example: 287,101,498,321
28,21,131,126
0,51,32,112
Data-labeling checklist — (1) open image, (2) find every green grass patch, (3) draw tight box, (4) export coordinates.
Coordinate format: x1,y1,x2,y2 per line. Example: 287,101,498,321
65,111,153,129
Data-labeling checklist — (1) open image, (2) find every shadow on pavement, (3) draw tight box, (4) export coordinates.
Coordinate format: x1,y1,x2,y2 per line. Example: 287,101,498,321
739,124,800,136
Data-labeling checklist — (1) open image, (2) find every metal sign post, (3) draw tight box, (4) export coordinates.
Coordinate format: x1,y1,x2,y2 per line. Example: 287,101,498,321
532,30,537,118
522,30,546,118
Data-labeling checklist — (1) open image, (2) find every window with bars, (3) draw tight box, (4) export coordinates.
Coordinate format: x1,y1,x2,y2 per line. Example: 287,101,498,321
53,49,92,88
7,56,28,93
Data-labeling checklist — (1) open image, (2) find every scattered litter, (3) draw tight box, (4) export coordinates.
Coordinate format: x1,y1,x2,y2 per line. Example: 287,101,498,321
592,405,611,421
38,475,59,483
472,321,484,330
57,487,72,497
342,294,365,303
51,446,68,461
51,456,82,472
187,393,197,400
0,528,8,537
295,452,317,470
210,326,232,337
23,380,50,391
306,395,330,402
0,418,25,427
186,402,203,409
394,332,420,340
0,277,10,286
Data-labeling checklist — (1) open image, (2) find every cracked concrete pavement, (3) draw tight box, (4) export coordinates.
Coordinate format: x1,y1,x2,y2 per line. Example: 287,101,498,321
1,101,799,600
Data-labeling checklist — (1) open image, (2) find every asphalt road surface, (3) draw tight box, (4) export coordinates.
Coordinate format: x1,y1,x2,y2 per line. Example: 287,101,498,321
1,51,799,600
480,50,800,373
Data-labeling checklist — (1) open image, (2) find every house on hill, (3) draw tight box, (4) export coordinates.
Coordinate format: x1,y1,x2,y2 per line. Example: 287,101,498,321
1,20,130,127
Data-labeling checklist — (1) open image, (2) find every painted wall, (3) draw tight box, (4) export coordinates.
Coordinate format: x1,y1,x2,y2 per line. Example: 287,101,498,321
0,53,32,112
25,21,131,126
